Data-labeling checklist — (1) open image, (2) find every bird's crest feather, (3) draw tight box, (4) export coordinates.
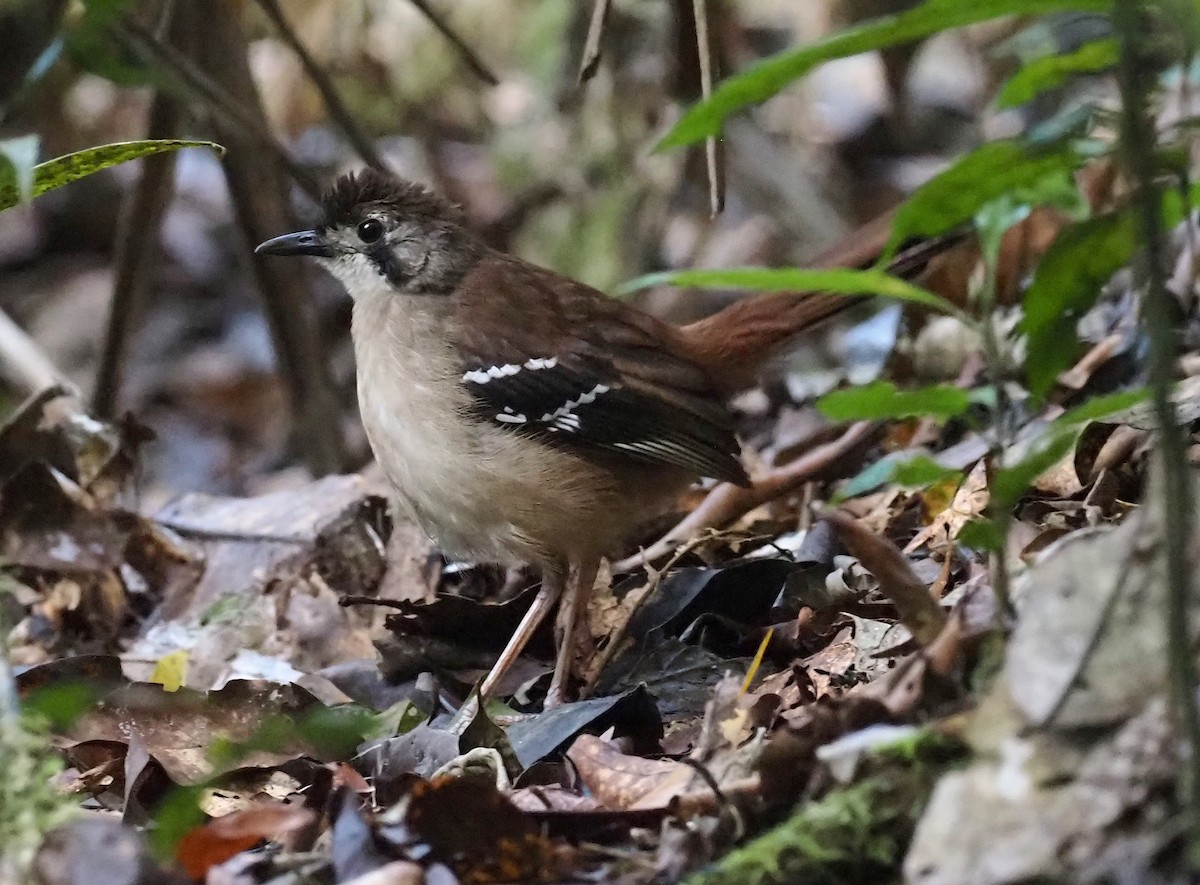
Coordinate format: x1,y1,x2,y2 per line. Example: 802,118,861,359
321,168,460,228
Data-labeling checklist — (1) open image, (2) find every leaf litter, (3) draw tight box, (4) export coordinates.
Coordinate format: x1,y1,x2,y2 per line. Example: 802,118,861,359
8,202,1200,885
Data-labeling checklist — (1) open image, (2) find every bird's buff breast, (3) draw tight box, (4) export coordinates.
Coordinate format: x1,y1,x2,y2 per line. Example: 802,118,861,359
351,295,602,567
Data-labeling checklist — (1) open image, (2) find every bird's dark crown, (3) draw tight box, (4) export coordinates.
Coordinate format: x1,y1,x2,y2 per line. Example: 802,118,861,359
320,168,461,230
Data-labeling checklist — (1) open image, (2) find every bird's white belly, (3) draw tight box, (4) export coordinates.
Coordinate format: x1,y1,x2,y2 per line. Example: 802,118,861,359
350,289,632,569
358,379,537,564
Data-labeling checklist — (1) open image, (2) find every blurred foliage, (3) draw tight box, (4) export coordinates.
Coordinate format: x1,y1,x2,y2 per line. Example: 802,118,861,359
883,140,1087,257
990,387,1148,506
1022,208,1136,394
683,730,964,885
660,0,1111,149
817,380,971,421
996,37,1119,108
0,708,77,880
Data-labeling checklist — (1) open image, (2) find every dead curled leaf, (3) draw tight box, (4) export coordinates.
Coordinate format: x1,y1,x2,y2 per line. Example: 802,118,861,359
176,803,317,880
379,776,567,884
566,733,697,811
825,510,948,646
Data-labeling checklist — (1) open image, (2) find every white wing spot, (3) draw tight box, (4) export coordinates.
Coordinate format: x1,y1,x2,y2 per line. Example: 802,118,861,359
540,383,611,422
462,363,524,384
463,357,559,384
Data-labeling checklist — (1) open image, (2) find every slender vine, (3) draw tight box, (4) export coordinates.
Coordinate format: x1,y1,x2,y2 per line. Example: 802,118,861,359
1113,0,1200,864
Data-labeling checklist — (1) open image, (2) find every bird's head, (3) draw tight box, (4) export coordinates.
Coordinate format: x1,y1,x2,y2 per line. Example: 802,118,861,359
256,169,481,298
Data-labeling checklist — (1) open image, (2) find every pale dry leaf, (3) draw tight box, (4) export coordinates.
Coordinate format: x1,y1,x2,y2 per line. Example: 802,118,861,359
905,459,990,555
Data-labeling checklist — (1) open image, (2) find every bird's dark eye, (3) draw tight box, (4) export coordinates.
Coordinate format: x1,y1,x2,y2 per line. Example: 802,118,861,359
357,218,384,243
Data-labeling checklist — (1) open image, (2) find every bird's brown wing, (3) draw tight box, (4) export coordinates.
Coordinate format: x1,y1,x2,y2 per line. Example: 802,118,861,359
454,251,749,485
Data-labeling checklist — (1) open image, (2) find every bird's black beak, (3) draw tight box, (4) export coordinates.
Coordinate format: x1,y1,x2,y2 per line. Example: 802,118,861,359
254,229,334,258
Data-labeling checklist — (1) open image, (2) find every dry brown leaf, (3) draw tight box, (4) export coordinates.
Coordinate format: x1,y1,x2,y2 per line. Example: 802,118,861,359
566,734,696,811
827,510,947,646
905,460,990,555
176,802,316,880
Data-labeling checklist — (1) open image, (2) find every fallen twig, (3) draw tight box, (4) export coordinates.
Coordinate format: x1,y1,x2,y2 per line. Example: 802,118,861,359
577,0,612,84
691,0,724,216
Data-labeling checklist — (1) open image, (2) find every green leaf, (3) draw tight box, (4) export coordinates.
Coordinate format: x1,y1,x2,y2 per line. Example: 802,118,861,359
365,699,426,741
0,139,223,211
21,682,98,731
957,517,1003,552
1022,209,1135,396
619,267,964,318
996,38,1119,108
838,456,904,499
993,388,1148,505
1055,387,1148,425
299,704,374,758
149,785,205,859
893,456,963,487
885,140,1087,258
837,453,960,499
817,380,971,422
0,135,39,203
992,429,1078,505
658,0,1112,150
65,0,163,88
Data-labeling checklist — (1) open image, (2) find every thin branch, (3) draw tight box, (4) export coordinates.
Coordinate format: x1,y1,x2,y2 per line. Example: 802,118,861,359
1114,0,1200,866
404,0,498,86
92,78,185,417
189,0,346,474
112,14,322,201
254,0,390,172
692,0,724,215
0,307,68,398
577,0,612,85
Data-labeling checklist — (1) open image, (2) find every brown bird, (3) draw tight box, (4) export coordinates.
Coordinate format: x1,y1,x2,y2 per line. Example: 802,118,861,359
257,169,869,706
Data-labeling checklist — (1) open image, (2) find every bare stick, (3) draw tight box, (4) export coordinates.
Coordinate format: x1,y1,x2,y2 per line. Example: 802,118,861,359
254,0,389,172
190,0,345,474
1114,0,1200,865
546,558,599,707
692,0,724,215
577,0,612,84
405,0,498,86
92,54,185,418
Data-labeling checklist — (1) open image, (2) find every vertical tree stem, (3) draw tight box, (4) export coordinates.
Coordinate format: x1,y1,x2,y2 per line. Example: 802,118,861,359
1114,0,1200,864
